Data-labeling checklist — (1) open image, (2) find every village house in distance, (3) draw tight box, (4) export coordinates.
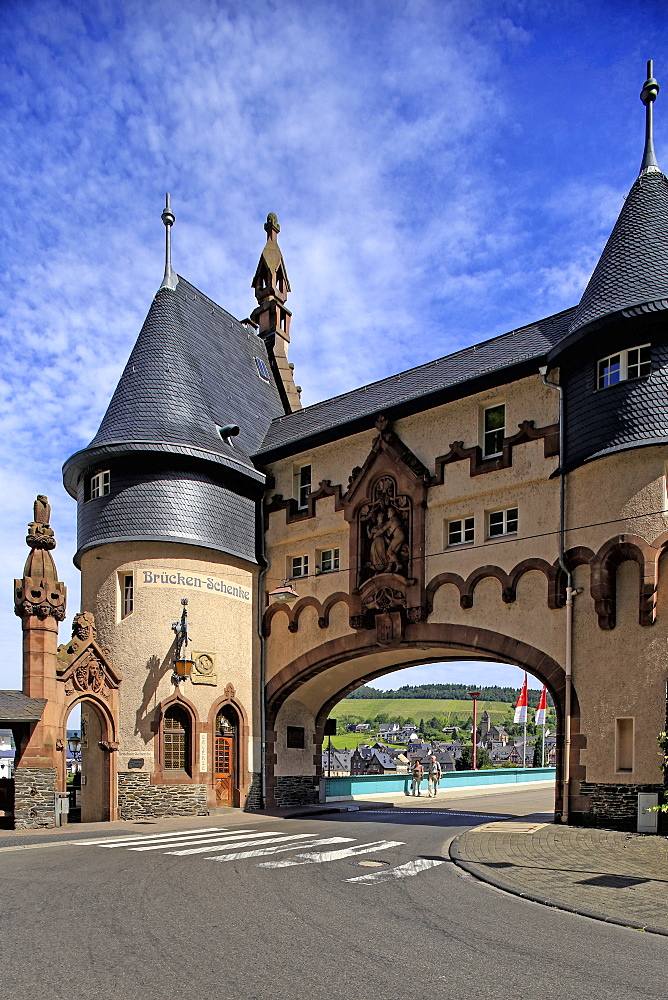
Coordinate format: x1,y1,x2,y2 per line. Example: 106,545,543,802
2,65,668,831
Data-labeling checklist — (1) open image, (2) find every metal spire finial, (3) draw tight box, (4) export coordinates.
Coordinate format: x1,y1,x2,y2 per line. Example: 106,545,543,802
640,60,660,174
159,193,178,291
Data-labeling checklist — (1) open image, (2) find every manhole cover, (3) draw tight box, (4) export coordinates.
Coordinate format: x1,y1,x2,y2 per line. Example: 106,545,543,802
351,859,390,868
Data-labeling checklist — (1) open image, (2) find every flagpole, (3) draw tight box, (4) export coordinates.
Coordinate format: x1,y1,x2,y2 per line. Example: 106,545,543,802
542,722,546,767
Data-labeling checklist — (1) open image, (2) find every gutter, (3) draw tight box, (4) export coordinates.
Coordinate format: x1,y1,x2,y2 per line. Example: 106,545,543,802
539,366,581,825
255,495,269,810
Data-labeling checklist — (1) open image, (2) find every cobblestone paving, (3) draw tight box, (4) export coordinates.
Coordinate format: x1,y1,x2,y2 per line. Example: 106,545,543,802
451,822,668,935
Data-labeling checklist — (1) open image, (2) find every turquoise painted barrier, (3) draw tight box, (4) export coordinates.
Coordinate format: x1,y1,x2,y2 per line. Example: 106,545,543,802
324,767,556,800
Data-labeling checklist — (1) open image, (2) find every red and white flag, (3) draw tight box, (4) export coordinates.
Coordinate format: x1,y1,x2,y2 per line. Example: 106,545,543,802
514,673,528,724
535,686,548,726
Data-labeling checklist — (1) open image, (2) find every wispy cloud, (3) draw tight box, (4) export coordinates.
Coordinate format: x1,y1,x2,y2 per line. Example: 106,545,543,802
1,0,667,686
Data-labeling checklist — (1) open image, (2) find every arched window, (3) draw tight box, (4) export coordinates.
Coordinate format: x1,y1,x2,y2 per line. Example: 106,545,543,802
163,705,191,774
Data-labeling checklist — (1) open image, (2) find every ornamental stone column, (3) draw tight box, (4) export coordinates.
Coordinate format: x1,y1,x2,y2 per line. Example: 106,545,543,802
13,495,67,828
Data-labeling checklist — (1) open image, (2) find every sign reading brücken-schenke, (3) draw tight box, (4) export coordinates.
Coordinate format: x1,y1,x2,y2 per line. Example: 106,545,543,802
139,569,251,602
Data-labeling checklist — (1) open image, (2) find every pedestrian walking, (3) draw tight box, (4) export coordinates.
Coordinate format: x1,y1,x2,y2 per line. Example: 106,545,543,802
411,759,424,796
427,755,442,797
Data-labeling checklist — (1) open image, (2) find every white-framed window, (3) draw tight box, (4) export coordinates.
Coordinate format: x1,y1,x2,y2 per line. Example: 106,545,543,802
294,465,312,509
289,555,309,578
447,517,475,547
121,573,134,619
482,404,505,458
319,548,340,573
488,507,518,538
90,470,110,499
597,344,650,389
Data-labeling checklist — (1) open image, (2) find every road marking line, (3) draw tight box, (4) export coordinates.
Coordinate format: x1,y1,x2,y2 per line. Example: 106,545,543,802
364,810,508,819
345,858,446,883
129,831,280,852
259,840,405,868
166,833,317,856
99,830,255,849
79,827,228,846
208,837,355,863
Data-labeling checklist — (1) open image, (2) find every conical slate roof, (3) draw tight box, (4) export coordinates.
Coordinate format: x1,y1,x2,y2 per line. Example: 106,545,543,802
568,169,668,336
63,276,284,495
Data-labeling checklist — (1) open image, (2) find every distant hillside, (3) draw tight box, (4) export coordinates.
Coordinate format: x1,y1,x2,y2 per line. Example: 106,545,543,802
347,682,552,708
334,697,512,726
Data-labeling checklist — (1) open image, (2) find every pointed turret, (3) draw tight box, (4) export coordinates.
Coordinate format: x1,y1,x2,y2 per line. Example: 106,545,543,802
567,61,668,340
251,214,302,413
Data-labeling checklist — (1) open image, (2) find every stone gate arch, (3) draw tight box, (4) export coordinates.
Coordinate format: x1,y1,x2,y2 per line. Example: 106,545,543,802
265,621,581,819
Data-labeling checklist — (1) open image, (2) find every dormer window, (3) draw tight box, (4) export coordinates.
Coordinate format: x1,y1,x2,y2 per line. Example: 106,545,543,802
597,345,650,389
88,470,110,500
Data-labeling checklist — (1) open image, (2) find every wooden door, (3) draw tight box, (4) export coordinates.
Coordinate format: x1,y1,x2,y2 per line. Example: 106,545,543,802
214,735,234,807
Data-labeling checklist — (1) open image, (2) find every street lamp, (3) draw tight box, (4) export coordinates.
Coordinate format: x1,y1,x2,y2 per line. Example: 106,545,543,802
267,581,300,602
171,598,195,683
67,735,82,761
468,691,481,771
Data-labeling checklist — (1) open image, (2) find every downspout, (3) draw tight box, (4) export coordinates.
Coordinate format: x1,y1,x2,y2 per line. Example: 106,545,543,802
540,365,579,824
256,494,269,810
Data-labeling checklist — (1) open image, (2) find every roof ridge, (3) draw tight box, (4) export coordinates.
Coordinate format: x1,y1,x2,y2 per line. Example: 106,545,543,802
269,305,576,427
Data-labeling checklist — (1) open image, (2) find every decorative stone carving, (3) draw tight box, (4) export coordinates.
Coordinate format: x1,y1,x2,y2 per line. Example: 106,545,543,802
56,611,122,695
375,611,403,645
191,651,217,685
224,682,236,700
14,496,67,621
362,587,406,612
99,741,119,752
359,476,411,581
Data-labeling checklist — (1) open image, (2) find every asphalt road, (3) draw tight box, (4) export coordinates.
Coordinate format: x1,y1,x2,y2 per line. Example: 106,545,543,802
0,788,665,1000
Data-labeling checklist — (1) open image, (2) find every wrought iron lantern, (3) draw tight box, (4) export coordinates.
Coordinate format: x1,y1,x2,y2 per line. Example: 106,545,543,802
171,598,195,682
67,735,82,761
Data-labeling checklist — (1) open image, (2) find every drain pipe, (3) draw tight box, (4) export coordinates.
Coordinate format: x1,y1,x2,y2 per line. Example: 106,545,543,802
540,365,579,824
256,495,269,811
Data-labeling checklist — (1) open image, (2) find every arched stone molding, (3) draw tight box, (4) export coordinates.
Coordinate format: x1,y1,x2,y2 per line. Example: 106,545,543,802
58,693,119,821
207,692,251,808
153,691,200,784
265,622,582,819
262,592,351,636
591,534,657,629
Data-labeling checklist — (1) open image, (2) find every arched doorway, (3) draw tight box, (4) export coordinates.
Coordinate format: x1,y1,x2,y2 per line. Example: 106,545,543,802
214,705,239,808
265,622,580,817
65,699,113,823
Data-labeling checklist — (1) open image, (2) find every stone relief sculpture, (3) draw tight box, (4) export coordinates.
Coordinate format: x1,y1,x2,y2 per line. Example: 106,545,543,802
359,476,410,581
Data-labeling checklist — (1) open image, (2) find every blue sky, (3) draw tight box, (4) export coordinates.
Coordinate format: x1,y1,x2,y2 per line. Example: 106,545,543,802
1,0,667,693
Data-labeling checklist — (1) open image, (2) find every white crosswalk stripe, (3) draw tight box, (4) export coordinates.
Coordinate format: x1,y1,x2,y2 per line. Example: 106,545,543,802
345,858,446,883
259,840,404,868
166,833,320,856
78,828,444,883
207,836,354,863
129,831,279,852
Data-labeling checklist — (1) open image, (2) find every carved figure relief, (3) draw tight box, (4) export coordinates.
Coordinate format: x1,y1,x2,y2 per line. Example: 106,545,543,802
56,610,122,697
359,476,411,581
191,651,217,686
73,650,107,694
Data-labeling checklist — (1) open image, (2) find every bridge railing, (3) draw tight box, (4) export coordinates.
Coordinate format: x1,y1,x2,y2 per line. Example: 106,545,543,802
323,767,556,801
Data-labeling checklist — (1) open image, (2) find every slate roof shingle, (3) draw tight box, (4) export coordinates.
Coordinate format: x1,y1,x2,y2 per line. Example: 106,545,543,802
568,170,668,336
254,307,575,459
0,691,47,723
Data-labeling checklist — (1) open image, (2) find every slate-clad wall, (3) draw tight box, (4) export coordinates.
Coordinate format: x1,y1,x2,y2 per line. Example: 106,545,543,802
563,324,668,470
577,781,665,831
77,463,258,564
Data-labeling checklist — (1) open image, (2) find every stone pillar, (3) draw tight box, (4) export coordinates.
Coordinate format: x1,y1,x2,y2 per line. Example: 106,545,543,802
13,496,67,829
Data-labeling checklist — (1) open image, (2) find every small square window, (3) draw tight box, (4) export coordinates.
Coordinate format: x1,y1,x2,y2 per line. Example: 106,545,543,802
320,548,340,573
488,507,518,538
90,470,110,499
290,555,309,578
483,404,505,458
255,357,271,381
447,517,475,546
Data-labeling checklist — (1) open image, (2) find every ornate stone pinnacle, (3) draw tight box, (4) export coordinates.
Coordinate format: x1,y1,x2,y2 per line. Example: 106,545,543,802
26,495,56,550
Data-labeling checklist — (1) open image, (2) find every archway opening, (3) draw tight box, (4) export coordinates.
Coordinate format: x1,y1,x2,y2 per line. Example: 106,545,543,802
65,700,111,823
